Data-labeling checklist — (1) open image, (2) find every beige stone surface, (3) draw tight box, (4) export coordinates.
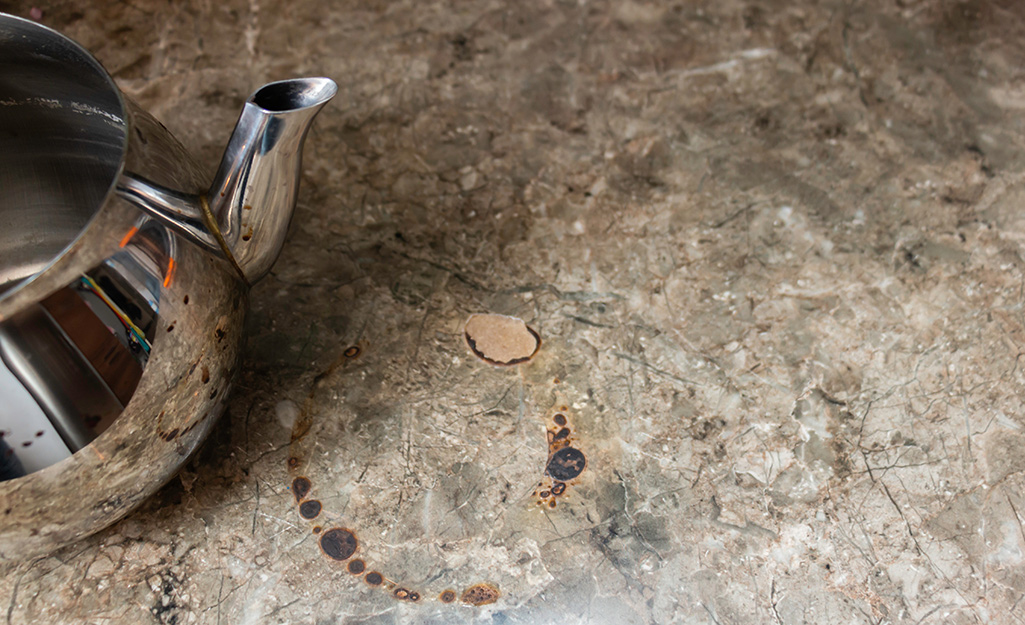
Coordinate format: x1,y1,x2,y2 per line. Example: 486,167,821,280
3,0,1025,623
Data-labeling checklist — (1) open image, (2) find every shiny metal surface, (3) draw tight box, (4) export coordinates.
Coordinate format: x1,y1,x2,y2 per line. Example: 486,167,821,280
0,13,334,560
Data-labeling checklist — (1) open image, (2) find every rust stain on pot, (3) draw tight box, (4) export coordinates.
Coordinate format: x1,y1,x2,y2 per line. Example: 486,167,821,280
319,527,358,561
461,583,500,606
291,476,312,502
344,345,361,358
299,500,322,519
365,572,384,586
439,590,457,603
464,313,540,365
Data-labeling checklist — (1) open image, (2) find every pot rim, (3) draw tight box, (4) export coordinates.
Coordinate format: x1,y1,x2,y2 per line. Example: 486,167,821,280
0,12,129,305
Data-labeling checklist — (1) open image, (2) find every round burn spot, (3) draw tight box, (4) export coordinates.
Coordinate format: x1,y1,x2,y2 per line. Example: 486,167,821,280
439,590,457,603
347,559,366,575
551,482,566,496
292,477,312,503
464,313,540,365
319,528,358,561
299,500,322,520
344,345,361,358
313,526,322,534
393,588,410,600
553,413,567,426
546,447,586,481
365,572,384,586
461,583,500,606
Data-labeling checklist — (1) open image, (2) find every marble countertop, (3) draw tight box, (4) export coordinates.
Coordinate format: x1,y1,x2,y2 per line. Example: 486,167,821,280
3,0,1025,623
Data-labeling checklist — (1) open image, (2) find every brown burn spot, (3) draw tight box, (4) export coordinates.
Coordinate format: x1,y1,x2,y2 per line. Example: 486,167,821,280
319,527,358,561
461,583,500,606
553,413,567,426
214,327,226,342
552,427,570,442
347,559,365,575
440,590,457,603
183,294,189,305
299,500,322,519
548,499,556,508
344,345,361,358
287,456,301,470
166,323,175,333
463,313,540,366
393,588,410,600
313,526,322,533
551,481,566,496
292,476,311,502
365,571,384,586
201,366,210,384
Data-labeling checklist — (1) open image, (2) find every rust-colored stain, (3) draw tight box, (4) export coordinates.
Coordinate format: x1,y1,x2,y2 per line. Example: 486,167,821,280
461,583,500,606
347,559,366,575
534,401,587,508
344,345,361,358
464,313,540,365
292,477,312,503
312,526,321,534
319,528,358,561
365,572,384,586
299,500,322,520
439,590,457,603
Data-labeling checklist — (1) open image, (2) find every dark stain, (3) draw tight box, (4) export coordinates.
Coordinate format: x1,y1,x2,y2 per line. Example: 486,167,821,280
183,294,189,305
214,327,226,342
365,572,384,586
201,366,210,384
319,527,358,561
292,476,312,502
546,446,586,481
461,583,500,606
347,559,365,575
553,413,567,426
287,456,300,470
344,345,361,358
552,427,570,442
161,428,179,442
440,590,457,603
313,526,321,533
21,441,31,447
538,490,550,498
34,430,43,437
299,500,322,519
551,482,566,496
166,323,175,333
393,588,410,600
548,499,556,508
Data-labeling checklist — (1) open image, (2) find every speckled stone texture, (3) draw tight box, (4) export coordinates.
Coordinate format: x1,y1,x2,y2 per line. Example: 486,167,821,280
2,0,1025,623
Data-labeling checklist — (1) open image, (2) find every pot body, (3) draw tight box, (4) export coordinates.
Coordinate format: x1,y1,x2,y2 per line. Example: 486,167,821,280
0,16,248,560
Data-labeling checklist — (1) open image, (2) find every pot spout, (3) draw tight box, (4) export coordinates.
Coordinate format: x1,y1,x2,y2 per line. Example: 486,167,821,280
206,77,337,283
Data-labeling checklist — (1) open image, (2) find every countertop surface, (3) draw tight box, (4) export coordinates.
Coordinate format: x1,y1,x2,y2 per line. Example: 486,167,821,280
2,0,1025,623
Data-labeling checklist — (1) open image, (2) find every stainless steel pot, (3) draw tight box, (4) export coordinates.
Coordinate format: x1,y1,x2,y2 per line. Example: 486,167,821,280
0,14,336,560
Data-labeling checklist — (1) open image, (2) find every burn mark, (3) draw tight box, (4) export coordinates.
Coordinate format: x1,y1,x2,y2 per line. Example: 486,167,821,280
552,427,570,442
214,327,226,342
440,589,457,603
292,476,312,502
287,456,300,470
464,313,541,366
299,500,322,519
365,572,384,586
461,583,500,606
319,527,358,561
183,294,189,305
313,526,321,534
553,413,567,426
393,588,410,600
347,559,365,575
551,482,566,496
344,345,361,358
546,446,586,481
201,366,210,384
